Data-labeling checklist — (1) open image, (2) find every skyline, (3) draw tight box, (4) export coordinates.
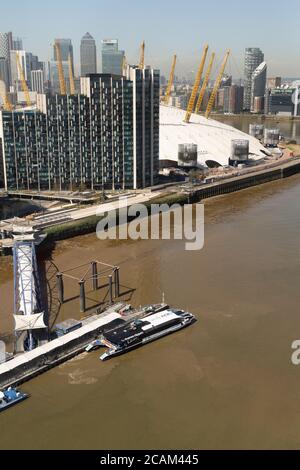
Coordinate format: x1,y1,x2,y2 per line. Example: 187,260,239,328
1,0,300,78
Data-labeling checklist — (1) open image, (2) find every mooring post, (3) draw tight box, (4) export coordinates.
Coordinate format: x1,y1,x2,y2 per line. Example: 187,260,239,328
114,267,120,298
109,275,114,304
57,273,64,304
79,280,86,313
91,261,98,291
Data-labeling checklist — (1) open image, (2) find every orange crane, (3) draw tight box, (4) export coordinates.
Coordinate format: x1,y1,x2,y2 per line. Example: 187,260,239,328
195,52,215,114
15,52,31,107
163,55,177,105
68,53,76,95
205,49,230,119
54,41,67,95
184,44,209,123
139,41,145,69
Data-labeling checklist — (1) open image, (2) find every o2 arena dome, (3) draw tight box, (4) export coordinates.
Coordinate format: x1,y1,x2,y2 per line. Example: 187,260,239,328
159,105,270,168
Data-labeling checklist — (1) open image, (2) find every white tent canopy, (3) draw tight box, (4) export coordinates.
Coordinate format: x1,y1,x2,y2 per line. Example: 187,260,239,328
14,313,46,331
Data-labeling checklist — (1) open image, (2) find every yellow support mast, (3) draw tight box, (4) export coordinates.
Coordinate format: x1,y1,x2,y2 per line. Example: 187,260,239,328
195,52,215,114
205,49,230,119
184,44,209,123
15,53,31,107
68,53,76,95
122,55,128,76
54,41,67,95
3,94,13,111
163,55,177,105
139,41,145,69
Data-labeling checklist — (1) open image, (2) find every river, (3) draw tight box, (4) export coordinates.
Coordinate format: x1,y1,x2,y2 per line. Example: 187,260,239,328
214,114,300,144
1,173,300,449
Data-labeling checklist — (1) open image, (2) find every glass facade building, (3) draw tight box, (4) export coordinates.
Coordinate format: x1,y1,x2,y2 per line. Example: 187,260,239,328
101,40,124,76
0,68,160,191
244,48,264,110
80,33,97,77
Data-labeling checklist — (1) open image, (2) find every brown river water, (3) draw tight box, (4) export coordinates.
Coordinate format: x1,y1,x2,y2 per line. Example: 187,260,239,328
1,175,300,450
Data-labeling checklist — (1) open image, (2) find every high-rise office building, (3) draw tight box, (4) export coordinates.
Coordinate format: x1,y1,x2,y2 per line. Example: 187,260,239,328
101,39,124,75
0,32,13,86
53,38,73,63
31,70,44,93
80,32,97,76
244,47,264,110
0,67,160,191
251,62,267,113
12,37,23,50
0,58,9,88
50,39,74,94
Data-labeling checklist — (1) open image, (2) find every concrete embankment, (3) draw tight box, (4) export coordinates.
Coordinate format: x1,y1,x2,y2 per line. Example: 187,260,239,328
41,157,300,244
0,308,122,389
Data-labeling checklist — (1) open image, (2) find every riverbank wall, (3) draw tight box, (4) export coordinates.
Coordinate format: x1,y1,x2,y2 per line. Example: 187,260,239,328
40,158,300,244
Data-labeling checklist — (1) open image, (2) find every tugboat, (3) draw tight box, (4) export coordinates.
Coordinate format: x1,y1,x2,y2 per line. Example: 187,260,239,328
0,387,29,412
100,308,197,361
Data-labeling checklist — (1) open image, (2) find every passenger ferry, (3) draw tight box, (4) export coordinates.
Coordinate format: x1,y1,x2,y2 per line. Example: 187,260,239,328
100,309,196,361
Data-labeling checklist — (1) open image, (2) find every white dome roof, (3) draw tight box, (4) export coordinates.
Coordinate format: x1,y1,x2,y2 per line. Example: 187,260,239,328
159,105,268,166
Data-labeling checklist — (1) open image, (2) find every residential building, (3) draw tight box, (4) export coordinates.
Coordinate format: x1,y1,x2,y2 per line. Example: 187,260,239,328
80,32,97,76
244,47,264,110
251,62,267,113
101,39,124,75
0,67,160,191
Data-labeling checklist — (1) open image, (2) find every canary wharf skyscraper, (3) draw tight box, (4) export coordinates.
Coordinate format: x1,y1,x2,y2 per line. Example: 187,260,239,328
80,32,97,77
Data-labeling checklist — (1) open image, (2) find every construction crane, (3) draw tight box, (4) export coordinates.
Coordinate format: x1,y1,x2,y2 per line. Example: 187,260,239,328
184,44,209,123
139,41,145,69
205,49,230,119
54,41,67,95
163,55,177,105
68,53,76,95
195,52,215,114
15,52,31,107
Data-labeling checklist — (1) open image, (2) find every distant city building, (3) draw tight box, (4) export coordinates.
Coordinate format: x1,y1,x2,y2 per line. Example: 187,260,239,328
244,47,264,110
80,32,97,77
265,88,298,116
267,77,281,89
53,38,74,63
101,39,125,75
225,85,244,114
251,61,267,113
31,70,44,93
10,50,32,90
0,58,9,88
221,75,232,88
0,32,13,86
0,67,160,191
12,37,23,51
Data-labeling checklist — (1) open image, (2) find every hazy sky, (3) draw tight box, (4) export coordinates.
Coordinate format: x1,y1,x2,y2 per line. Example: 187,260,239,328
2,0,299,78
